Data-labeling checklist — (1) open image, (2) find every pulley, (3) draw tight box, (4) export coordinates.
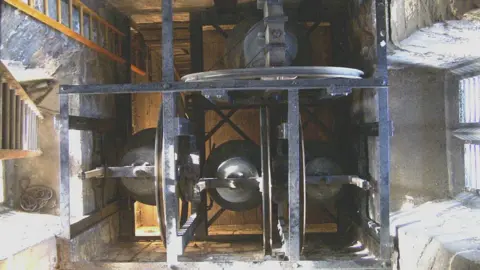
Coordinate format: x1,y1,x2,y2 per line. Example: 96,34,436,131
305,157,344,202
204,140,262,211
119,130,200,206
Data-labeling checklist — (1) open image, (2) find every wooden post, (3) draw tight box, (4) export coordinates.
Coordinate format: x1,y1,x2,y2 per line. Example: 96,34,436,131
68,0,73,29
44,0,48,15
89,15,94,41
105,24,109,49
79,6,84,36
56,0,61,22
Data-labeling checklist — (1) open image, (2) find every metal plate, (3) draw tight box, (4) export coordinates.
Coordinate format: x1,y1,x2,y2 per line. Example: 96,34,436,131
182,66,364,82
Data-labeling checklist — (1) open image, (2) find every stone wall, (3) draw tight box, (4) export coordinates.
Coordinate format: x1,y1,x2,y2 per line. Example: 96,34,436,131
1,1,128,268
1,2,127,214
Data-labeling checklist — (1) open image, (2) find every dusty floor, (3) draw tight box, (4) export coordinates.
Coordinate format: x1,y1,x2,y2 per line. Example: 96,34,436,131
93,234,376,263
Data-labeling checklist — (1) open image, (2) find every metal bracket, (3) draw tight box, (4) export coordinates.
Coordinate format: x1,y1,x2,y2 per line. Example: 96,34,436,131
79,165,155,180
196,177,261,189
277,122,288,139
306,175,371,190
327,85,352,96
175,117,193,136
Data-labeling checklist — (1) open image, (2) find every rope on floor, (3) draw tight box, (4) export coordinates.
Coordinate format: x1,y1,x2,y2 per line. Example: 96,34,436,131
20,185,57,212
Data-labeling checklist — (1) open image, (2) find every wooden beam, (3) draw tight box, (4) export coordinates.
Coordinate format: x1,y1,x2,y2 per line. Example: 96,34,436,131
79,6,84,36
43,0,48,15
104,24,109,49
174,65,181,81
56,0,61,22
89,15,93,40
0,150,42,160
131,65,146,77
68,0,73,29
147,40,190,48
70,201,120,238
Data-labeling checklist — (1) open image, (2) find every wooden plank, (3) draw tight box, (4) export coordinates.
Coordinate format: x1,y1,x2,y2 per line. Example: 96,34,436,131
131,65,146,77
28,0,33,7
68,0,73,29
15,97,22,149
56,0,61,22
0,149,42,160
70,201,120,238
44,0,48,14
72,0,125,37
104,24,109,49
79,6,84,36
89,14,93,40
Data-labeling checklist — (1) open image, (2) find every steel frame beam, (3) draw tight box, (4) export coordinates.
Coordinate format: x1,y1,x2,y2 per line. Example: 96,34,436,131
260,105,272,255
60,78,386,95
287,89,301,261
58,0,391,265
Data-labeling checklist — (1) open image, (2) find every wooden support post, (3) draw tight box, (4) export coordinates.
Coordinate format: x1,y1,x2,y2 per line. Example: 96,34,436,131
68,0,73,29
89,15,93,41
105,24,109,49
79,6,84,36
56,0,61,22
28,0,33,7
44,0,48,14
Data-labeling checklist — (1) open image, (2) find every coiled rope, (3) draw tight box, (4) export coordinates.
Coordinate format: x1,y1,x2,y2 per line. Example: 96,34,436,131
20,184,57,213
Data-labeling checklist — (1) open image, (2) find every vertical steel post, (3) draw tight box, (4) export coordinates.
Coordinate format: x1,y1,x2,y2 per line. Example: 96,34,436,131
189,13,208,240
158,0,179,264
118,14,135,240
260,105,272,255
378,87,391,260
375,0,391,262
59,94,71,239
374,0,388,84
189,12,204,74
287,89,301,261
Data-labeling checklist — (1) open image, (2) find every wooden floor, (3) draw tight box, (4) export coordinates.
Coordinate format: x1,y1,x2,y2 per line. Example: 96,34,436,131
93,234,377,263
136,223,338,237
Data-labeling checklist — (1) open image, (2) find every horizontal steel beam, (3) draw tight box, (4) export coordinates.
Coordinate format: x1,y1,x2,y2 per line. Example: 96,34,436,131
60,78,387,95
198,177,261,189
79,165,154,180
68,116,115,132
306,175,371,190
